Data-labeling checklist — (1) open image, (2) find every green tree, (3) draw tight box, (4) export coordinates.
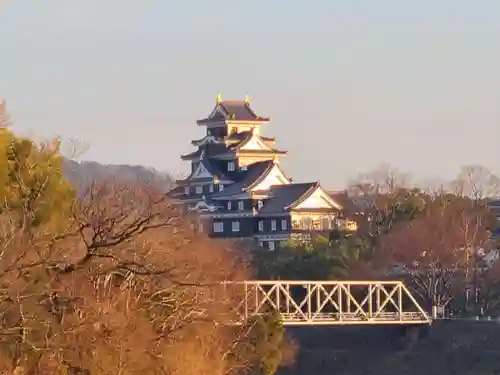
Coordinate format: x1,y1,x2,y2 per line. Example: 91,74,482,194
231,312,293,375
0,127,294,374
255,234,370,281
0,128,74,232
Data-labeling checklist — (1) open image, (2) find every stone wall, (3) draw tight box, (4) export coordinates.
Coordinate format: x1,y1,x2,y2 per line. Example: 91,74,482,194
279,321,500,375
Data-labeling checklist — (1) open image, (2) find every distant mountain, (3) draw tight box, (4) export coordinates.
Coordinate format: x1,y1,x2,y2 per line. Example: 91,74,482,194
62,159,175,193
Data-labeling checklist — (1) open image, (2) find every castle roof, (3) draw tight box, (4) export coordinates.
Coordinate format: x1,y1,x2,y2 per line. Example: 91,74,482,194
181,143,229,160
210,160,277,198
259,182,343,214
183,131,285,160
175,158,232,185
197,96,270,124
225,131,275,143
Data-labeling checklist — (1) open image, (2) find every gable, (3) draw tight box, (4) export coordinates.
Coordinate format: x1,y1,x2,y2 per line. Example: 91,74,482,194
251,164,290,192
208,105,228,120
293,186,342,210
193,135,219,147
190,162,213,179
238,134,272,152
188,200,218,213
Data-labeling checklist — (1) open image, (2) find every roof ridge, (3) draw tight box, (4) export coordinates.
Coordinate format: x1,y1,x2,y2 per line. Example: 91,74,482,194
245,101,258,117
271,181,315,190
233,131,271,151
233,132,253,150
284,181,320,209
246,160,278,190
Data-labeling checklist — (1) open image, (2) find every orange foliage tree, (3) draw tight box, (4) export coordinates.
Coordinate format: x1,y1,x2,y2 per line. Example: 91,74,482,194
0,127,294,374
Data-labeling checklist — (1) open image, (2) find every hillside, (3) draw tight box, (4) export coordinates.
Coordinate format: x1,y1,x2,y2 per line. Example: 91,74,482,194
62,159,175,192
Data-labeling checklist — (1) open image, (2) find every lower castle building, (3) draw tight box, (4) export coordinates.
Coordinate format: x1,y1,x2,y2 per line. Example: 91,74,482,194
167,95,354,249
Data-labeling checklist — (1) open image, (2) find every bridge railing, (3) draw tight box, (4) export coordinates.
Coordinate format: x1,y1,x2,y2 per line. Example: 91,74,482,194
227,281,431,326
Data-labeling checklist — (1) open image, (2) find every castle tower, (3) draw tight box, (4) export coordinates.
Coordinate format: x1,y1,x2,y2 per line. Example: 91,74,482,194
168,95,344,250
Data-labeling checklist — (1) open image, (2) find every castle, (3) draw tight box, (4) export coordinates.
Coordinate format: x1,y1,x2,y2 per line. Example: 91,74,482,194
167,95,352,249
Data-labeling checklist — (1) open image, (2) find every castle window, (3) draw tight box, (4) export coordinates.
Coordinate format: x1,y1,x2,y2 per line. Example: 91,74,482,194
232,221,240,232
227,201,232,210
258,220,264,232
238,200,244,210
271,220,277,231
195,185,203,194
219,184,224,192
213,222,224,233
184,186,189,195
268,241,275,251
281,219,288,230
321,218,330,230
313,219,321,230
302,218,312,229
208,184,214,193
228,161,235,171
257,200,263,209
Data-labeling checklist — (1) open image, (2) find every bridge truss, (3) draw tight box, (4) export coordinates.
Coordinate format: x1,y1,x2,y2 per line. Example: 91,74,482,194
232,281,431,326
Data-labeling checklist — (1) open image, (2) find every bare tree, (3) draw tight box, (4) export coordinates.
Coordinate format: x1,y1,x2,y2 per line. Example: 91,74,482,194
348,164,424,239
0,176,291,374
380,191,492,314
0,123,293,374
449,165,500,310
452,165,500,199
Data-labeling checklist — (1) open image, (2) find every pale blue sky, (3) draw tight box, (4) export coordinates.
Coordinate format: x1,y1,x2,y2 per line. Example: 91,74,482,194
1,0,499,188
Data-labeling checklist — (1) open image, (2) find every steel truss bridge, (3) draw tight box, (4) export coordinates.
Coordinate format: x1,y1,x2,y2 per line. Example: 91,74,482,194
231,281,431,326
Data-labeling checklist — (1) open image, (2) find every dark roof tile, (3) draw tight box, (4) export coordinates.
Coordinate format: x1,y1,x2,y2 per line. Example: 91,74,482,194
220,100,268,121
210,160,275,198
226,131,275,143
198,99,269,123
176,159,232,185
258,182,318,214
166,185,186,197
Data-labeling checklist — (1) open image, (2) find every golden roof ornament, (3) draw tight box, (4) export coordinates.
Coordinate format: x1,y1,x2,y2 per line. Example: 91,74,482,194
244,94,250,104
216,93,222,104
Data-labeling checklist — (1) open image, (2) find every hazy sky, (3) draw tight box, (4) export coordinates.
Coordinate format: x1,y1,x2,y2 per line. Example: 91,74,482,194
1,0,499,188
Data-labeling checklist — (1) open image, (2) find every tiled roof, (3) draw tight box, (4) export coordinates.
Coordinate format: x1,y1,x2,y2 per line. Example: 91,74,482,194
183,134,282,160
200,158,230,178
176,159,232,185
231,133,264,150
175,177,213,186
219,100,268,121
258,182,318,214
181,143,234,160
166,185,185,198
180,148,203,160
210,160,275,198
228,132,286,155
226,131,275,143
198,100,270,123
